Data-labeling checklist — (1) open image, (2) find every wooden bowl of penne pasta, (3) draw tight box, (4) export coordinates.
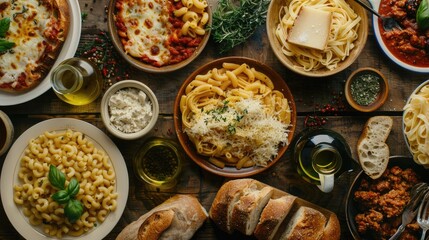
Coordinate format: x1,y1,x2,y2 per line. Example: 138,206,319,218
173,56,297,177
107,0,211,73
266,0,368,77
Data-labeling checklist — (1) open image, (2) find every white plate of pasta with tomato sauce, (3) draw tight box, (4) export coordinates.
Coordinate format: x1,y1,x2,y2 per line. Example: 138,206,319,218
0,118,128,240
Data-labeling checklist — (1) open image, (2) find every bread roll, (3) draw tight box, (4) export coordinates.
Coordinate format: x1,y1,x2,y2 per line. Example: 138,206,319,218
230,184,274,235
116,194,208,240
357,116,393,179
280,206,327,240
253,195,297,240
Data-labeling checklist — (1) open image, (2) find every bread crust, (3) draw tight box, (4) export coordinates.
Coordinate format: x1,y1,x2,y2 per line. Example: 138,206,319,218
282,206,327,240
230,184,274,235
137,209,175,240
254,195,297,240
209,178,256,233
320,214,341,240
117,194,208,240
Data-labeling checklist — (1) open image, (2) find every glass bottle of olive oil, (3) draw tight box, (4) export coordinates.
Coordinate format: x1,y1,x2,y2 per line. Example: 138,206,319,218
51,58,102,105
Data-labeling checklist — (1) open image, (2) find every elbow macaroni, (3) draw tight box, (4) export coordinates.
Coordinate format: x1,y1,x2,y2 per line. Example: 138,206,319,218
13,129,118,237
174,0,209,37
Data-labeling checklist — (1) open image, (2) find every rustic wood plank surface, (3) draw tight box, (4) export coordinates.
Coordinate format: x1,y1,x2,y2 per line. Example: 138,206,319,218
0,0,429,239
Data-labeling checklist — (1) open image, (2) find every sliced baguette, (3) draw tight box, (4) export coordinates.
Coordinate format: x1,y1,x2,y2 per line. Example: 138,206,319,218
280,206,327,240
209,178,256,234
357,116,393,179
230,183,274,235
253,195,297,240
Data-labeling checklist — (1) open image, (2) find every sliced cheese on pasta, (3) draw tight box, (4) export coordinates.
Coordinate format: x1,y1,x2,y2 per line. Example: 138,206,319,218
287,6,332,51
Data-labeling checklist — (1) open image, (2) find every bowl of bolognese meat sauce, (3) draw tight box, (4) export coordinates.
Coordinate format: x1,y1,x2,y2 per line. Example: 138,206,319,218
107,0,211,73
370,0,429,72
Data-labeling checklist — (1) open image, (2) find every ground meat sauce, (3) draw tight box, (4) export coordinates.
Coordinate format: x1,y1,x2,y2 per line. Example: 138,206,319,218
379,0,429,67
354,166,421,239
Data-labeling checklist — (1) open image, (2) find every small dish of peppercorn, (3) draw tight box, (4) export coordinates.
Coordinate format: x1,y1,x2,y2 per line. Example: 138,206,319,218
133,137,183,189
345,67,389,112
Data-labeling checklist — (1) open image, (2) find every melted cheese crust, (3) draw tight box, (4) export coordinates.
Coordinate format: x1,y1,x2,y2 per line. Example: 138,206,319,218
117,0,171,66
0,0,58,88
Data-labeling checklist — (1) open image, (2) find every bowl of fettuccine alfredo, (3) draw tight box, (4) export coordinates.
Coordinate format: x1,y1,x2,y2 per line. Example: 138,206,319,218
173,57,297,177
403,80,429,168
266,0,368,77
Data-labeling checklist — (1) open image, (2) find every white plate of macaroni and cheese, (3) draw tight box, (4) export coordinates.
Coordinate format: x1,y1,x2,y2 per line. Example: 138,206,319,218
0,118,129,239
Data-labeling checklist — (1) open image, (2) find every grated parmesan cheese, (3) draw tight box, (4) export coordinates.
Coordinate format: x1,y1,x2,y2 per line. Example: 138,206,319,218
108,88,153,133
185,99,290,166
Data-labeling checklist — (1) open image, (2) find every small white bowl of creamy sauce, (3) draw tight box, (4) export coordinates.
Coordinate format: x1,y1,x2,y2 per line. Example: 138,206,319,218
0,110,14,156
101,80,159,140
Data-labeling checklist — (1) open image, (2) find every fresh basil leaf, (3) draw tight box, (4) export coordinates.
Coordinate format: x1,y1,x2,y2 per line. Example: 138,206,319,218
66,178,80,198
65,199,84,223
48,165,66,190
52,190,70,204
417,0,429,30
0,39,14,52
0,18,10,38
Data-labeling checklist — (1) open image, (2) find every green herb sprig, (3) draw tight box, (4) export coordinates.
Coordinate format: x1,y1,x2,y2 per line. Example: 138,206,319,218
0,18,14,52
48,165,84,223
211,0,270,53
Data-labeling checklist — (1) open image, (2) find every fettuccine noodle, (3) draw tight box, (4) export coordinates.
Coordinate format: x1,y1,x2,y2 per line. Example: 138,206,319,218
180,62,292,169
403,85,429,166
275,0,361,71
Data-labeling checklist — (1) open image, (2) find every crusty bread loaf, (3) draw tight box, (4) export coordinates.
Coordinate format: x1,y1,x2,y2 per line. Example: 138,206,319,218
254,195,297,240
357,116,393,179
280,206,327,240
116,194,208,240
230,183,274,235
210,179,340,240
209,178,256,233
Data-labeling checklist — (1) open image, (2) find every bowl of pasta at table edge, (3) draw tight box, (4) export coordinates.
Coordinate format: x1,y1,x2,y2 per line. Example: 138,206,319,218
266,0,368,77
368,0,429,72
107,0,211,73
173,56,297,178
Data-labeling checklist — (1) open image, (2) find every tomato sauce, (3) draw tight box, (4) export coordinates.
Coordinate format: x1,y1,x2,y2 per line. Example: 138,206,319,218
378,0,429,67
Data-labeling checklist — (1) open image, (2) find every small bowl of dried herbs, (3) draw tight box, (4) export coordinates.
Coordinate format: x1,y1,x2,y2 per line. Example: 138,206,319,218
345,67,389,112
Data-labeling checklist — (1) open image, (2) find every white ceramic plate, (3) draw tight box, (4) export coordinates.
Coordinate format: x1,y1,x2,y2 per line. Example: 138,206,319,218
0,0,82,106
369,0,429,73
0,118,129,240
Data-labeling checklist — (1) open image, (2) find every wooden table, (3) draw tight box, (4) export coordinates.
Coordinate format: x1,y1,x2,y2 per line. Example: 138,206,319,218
1,0,429,239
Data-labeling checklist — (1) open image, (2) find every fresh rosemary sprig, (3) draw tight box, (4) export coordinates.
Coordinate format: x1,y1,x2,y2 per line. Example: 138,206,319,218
211,0,270,53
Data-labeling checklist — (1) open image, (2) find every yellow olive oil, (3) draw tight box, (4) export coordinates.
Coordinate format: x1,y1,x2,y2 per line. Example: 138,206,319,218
51,58,102,105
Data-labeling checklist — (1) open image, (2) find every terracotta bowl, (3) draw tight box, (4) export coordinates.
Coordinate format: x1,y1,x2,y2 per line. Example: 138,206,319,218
173,56,297,178
106,0,211,73
344,67,389,112
266,0,368,77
